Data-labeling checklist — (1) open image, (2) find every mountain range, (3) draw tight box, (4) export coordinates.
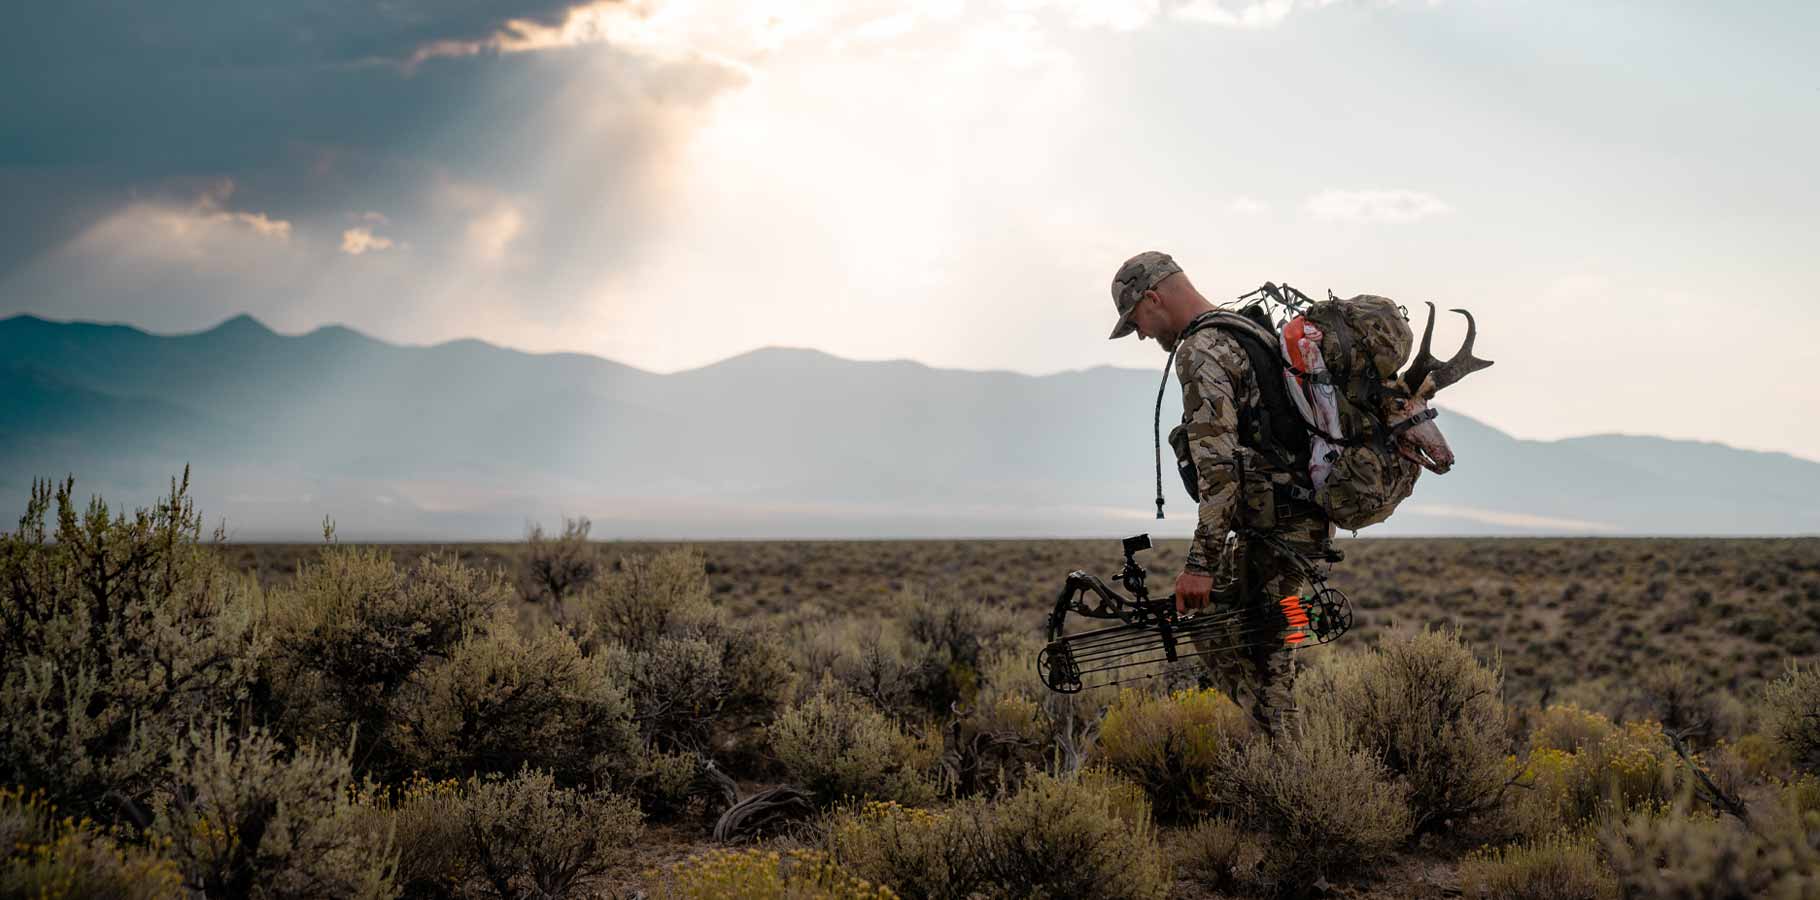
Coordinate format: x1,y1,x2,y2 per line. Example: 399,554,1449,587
2,313,1814,540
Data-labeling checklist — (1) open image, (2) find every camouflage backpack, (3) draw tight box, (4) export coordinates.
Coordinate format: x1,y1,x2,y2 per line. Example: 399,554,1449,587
1297,295,1422,530
1158,294,1428,532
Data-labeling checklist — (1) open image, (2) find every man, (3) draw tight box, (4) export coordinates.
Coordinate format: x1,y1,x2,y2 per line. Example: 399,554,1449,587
1108,250,1334,737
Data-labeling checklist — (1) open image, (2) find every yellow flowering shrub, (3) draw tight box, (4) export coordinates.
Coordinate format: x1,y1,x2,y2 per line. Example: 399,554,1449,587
349,773,468,899
1506,712,1692,838
0,785,183,900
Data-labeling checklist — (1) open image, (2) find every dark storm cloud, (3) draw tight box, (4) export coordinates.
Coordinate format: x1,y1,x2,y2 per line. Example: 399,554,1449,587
0,0,744,318
0,1,589,169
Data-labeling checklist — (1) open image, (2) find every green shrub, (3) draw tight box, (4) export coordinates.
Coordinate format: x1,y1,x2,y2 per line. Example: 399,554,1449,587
576,548,714,650
152,724,397,900
1299,628,1510,831
975,772,1170,900
1092,687,1250,820
352,769,645,900
265,546,507,774
769,685,940,806
828,800,983,900
1633,661,1723,743
1210,715,1413,890
1173,817,1272,896
603,624,793,755
0,785,184,899
952,638,1106,785
630,749,709,820
349,775,468,900
0,475,263,821
1599,796,1820,900
941,691,1049,798
829,772,1170,900
1731,732,1792,781
940,640,1061,796
395,626,640,786
578,549,794,756
794,595,1020,724
522,516,599,606
1458,833,1617,900
459,769,643,900
652,848,897,900
1530,704,1619,753
897,594,1020,717
1764,662,1820,776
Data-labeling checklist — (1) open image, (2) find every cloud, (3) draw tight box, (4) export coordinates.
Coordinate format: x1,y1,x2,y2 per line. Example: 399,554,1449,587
1229,195,1268,215
468,208,525,264
1171,0,1296,29
77,180,291,262
1404,503,1619,534
340,226,394,255
1000,0,1435,32
1303,189,1453,223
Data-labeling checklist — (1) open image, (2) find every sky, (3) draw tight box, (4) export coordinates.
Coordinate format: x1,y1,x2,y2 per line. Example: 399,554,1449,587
2,0,1816,460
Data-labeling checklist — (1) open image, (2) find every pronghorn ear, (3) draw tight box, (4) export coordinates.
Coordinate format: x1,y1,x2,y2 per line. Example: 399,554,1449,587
1417,373,1439,401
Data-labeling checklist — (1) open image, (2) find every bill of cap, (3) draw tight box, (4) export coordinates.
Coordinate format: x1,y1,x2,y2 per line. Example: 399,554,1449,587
1108,307,1139,340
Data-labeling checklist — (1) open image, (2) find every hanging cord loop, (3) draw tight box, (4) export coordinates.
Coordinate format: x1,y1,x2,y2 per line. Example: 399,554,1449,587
1153,345,1180,519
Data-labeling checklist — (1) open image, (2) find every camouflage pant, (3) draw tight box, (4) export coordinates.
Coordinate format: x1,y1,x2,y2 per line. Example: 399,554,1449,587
1189,507,1331,738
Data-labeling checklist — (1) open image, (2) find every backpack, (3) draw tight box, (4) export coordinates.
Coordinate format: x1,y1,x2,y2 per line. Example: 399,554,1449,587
1163,296,1422,531
1295,296,1422,530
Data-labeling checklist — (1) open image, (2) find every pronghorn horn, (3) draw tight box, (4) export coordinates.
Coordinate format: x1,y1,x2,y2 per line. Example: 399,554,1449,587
1400,303,1493,396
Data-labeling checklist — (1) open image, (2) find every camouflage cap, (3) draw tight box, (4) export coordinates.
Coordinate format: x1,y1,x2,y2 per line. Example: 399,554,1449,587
1108,250,1182,339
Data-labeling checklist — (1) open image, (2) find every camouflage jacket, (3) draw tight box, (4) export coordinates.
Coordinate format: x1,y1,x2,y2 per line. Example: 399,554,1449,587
1174,323,1305,572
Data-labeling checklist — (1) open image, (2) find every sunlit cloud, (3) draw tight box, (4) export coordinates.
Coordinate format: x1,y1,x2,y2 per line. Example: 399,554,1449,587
402,0,1438,74
340,226,394,255
1171,0,1296,29
1303,189,1452,224
1009,0,1163,31
73,179,291,263
467,207,525,265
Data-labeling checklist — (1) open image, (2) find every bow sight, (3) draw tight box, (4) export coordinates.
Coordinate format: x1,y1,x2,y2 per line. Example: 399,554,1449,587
1037,533,1354,694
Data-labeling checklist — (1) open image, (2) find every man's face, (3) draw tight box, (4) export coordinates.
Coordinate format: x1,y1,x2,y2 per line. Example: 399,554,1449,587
1130,292,1179,351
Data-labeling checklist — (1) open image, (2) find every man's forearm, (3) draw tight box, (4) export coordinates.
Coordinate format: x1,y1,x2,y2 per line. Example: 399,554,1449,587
1183,486,1239,572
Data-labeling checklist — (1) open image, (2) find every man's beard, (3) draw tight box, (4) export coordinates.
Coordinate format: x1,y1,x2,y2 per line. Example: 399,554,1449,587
1158,331,1180,353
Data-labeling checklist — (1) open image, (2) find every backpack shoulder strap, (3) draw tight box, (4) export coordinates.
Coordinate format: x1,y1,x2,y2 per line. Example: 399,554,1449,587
1180,310,1314,478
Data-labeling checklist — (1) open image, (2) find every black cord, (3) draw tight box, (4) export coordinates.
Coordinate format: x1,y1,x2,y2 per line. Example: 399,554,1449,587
1154,345,1179,519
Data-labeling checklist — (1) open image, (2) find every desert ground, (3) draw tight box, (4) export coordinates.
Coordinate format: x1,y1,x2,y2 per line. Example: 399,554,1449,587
227,535,1820,709
9,489,1819,898
189,533,1819,899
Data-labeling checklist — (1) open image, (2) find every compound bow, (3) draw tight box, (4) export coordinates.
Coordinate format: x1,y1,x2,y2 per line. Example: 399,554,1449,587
1037,533,1354,694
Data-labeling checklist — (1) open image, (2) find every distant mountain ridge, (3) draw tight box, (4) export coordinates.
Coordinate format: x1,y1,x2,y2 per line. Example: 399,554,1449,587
3,313,1815,539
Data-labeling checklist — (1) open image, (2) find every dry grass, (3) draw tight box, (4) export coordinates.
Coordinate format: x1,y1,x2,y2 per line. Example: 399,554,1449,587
227,536,1820,711
200,536,1820,898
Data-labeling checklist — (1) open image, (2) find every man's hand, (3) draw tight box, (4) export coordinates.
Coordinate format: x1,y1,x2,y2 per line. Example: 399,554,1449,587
1175,569,1214,614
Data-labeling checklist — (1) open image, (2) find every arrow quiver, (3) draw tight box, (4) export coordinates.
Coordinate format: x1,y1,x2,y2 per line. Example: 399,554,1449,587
1036,533,1352,694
